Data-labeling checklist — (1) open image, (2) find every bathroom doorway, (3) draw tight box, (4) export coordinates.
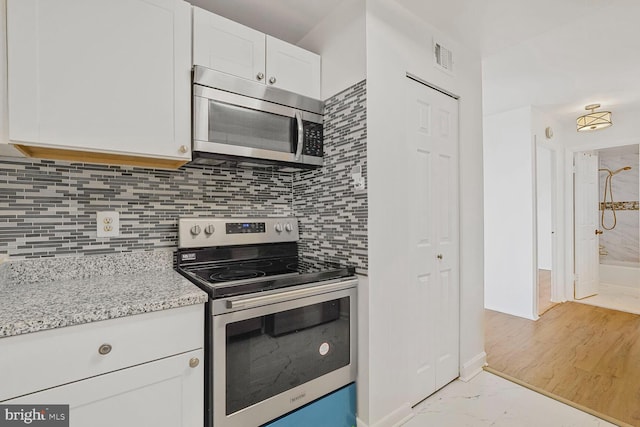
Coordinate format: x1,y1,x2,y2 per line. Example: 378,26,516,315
573,144,640,314
535,143,558,315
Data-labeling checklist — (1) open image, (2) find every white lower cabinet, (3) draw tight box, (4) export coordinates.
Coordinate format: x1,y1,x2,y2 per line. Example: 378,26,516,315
0,305,204,427
7,349,204,427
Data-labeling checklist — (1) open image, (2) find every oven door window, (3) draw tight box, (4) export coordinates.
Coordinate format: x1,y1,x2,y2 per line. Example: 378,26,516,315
225,297,350,415
209,100,295,153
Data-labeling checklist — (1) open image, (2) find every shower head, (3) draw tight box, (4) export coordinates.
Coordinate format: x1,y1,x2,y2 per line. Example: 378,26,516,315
612,166,632,175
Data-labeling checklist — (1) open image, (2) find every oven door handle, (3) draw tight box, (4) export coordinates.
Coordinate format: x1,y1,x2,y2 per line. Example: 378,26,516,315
226,278,357,310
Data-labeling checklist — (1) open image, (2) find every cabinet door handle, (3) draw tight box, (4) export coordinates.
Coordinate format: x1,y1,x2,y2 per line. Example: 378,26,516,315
179,145,189,154
98,344,112,355
256,72,264,81
189,357,200,368
269,76,277,85
437,254,443,260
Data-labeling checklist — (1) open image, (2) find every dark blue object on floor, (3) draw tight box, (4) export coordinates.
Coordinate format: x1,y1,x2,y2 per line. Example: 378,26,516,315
263,383,356,427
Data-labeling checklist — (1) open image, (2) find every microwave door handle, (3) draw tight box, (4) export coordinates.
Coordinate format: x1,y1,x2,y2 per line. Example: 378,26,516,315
294,110,304,160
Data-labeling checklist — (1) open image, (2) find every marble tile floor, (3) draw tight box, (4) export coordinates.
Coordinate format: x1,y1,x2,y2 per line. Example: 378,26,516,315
576,282,640,315
401,371,614,427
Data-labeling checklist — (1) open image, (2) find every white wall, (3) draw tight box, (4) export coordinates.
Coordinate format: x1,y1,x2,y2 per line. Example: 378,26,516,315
363,1,485,425
483,106,536,319
297,0,366,100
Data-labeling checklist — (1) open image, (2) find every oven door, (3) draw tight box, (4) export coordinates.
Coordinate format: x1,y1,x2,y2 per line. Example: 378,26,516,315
193,85,323,168
211,279,357,427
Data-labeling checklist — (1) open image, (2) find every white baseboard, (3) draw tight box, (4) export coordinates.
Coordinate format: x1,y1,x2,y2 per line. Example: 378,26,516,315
357,403,413,427
459,351,487,382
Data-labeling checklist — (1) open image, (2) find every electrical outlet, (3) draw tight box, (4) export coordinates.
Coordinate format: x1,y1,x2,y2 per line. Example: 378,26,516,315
97,211,120,237
351,165,366,193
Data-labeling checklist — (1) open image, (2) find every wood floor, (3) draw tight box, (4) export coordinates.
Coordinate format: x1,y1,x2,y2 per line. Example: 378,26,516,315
486,302,640,427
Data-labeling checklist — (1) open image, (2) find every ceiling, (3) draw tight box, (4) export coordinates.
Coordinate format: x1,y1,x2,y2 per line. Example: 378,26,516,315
191,0,640,120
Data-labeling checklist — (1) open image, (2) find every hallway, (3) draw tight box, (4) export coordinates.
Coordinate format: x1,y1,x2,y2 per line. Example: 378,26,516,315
485,303,640,427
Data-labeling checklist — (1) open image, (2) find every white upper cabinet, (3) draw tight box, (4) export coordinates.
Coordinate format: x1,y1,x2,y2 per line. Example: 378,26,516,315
265,36,321,99
7,0,192,168
192,7,265,83
192,7,321,100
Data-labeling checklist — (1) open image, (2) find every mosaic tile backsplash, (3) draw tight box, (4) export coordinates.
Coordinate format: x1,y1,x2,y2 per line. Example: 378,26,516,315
294,80,368,271
0,160,292,258
0,80,368,268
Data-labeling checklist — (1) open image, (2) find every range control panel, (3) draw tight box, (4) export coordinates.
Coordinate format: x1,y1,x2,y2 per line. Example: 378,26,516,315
178,217,299,248
226,222,266,234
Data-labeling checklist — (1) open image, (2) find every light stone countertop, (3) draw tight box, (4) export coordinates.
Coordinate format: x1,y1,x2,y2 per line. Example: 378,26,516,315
0,250,208,338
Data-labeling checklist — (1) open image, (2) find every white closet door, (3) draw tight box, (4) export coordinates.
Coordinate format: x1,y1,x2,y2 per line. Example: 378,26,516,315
406,77,459,405
574,152,600,299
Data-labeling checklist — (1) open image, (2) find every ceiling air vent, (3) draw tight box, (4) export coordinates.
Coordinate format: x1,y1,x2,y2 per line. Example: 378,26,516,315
433,39,454,75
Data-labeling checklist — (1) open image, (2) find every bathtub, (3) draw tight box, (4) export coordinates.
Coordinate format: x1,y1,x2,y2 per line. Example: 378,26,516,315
600,261,640,288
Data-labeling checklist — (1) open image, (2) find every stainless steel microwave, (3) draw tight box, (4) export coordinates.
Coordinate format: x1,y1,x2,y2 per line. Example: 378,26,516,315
191,66,324,171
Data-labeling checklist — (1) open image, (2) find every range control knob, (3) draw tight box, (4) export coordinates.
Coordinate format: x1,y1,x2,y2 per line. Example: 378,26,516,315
204,225,215,235
284,223,293,232
274,223,283,233
190,225,202,236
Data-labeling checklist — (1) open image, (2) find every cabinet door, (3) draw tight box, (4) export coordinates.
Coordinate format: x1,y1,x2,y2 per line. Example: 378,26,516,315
193,7,265,84
7,0,191,161
6,350,204,427
266,36,321,99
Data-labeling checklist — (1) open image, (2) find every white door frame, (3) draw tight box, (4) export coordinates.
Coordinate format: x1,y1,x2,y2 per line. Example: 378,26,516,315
533,138,559,314
562,138,640,301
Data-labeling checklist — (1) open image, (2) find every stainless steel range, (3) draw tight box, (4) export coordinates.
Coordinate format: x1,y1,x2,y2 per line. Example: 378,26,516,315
175,217,357,427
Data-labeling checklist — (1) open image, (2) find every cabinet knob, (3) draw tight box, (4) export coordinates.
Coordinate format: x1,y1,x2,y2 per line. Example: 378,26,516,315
269,76,277,85
437,254,443,260
189,357,200,368
179,145,189,154
595,229,603,235
256,72,264,81
98,344,112,355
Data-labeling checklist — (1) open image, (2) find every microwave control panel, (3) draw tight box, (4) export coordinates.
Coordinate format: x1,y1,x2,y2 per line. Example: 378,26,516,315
302,122,323,157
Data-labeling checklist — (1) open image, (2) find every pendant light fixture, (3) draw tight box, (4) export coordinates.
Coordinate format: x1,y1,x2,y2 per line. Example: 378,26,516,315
576,104,612,132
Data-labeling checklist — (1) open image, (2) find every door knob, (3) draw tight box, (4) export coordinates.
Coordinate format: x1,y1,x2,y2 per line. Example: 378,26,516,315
595,230,603,235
